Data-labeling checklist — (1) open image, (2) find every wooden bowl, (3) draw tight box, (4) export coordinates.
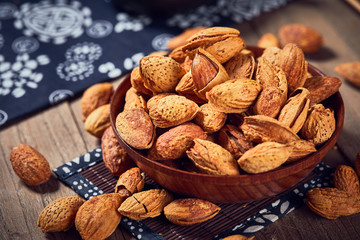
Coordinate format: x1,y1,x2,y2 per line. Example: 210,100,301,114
110,49,344,203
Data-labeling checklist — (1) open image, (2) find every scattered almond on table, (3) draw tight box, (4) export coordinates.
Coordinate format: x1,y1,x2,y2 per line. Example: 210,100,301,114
306,153,360,219
335,62,360,88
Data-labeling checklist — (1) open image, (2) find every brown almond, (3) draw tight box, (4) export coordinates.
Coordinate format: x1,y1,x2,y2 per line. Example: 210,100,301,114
303,76,342,105
130,67,153,96
253,86,284,118
115,167,145,196
81,82,113,121
285,140,316,162
335,62,360,88
334,165,360,200
140,55,185,94
241,115,300,144
238,142,291,174
10,144,51,186
279,23,323,53
115,108,155,149
75,193,124,240
306,188,360,219
164,198,221,226
150,122,207,160
225,52,255,79
37,196,84,232
187,138,240,176
257,33,280,49
194,103,227,133
101,126,134,176
84,104,111,138
148,95,199,128
118,189,173,220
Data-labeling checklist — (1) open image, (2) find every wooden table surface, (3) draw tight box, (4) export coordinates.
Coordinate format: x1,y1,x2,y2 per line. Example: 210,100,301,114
1,0,360,239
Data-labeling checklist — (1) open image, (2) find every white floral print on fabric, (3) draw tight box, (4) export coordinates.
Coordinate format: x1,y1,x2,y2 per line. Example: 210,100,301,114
0,53,50,98
57,42,102,82
14,0,92,44
114,12,151,33
48,89,74,105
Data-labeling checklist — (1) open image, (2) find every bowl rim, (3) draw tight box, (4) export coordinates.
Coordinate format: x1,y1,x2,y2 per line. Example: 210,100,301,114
110,56,344,186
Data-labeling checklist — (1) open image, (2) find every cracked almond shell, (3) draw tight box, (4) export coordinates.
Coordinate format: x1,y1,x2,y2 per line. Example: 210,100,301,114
194,103,227,133
118,189,173,220
115,167,145,196
241,115,300,144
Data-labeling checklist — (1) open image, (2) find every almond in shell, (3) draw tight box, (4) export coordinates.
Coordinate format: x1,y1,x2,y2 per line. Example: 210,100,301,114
241,115,300,144
150,122,207,160
300,104,336,145
84,104,111,138
238,142,291,174
81,82,113,121
118,189,173,220
10,144,51,186
116,108,155,149
257,33,280,49
194,103,227,133
285,139,316,162
164,198,221,226
75,193,124,240
206,79,262,114
186,138,240,175
303,76,342,105
306,188,360,219
148,95,199,128
334,62,360,88
140,55,185,94
101,126,134,176
37,196,84,232
334,165,360,200
115,167,145,197
130,67,153,96
224,52,255,79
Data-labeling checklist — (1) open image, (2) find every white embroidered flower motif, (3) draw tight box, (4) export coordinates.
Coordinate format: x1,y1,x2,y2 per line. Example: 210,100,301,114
14,0,92,44
0,53,50,98
57,42,102,82
114,12,151,33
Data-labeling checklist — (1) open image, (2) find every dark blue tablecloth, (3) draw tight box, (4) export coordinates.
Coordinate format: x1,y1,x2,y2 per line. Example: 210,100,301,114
0,0,292,127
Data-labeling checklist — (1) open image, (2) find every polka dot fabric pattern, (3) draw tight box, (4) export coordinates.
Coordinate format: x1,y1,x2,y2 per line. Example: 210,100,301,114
0,0,293,127
54,147,333,240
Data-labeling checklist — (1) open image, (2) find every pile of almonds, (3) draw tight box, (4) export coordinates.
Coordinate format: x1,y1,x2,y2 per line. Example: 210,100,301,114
115,26,342,176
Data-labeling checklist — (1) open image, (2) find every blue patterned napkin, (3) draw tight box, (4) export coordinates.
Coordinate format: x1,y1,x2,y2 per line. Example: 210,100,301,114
0,0,292,127
54,147,333,240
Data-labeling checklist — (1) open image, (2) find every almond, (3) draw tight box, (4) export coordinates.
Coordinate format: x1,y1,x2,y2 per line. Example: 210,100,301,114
130,67,153,96
238,142,291,174
148,95,199,128
164,198,221,226
306,188,360,219
118,189,173,220
303,76,342,105
115,108,155,149
37,196,84,232
81,82,113,121
10,144,51,186
75,193,124,240
84,104,111,138
257,33,280,49
115,167,145,196
335,62,360,88
101,126,134,176
279,23,323,53
140,55,185,94
150,122,207,160
186,138,240,176
334,165,360,200
194,103,227,133
167,26,206,50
